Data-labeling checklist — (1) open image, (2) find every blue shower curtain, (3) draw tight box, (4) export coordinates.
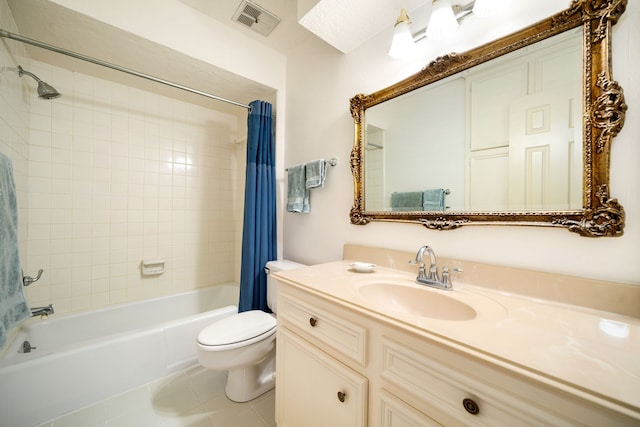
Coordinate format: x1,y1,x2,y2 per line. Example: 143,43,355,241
238,100,277,312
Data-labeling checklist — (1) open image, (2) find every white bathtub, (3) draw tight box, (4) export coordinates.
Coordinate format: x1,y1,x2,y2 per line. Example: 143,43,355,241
0,284,239,427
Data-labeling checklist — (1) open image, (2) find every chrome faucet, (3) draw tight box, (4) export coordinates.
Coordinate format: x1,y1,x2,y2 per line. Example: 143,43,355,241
30,304,54,318
409,246,461,290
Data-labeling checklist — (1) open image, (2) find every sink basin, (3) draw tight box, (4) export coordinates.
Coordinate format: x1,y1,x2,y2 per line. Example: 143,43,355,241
354,282,477,321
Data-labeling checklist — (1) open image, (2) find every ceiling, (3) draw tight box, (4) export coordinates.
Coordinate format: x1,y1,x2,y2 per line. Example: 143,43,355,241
180,0,429,54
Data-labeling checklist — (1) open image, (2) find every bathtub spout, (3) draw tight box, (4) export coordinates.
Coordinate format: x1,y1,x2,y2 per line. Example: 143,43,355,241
30,304,54,318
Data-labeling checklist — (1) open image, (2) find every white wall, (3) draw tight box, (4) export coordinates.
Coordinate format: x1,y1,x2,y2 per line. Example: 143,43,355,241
283,2,640,284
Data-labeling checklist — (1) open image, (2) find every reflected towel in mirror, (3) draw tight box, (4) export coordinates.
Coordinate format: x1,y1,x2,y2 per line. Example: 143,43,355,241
423,188,446,211
391,191,423,211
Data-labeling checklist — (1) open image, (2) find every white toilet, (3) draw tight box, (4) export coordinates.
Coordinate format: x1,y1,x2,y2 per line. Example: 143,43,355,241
196,260,305,402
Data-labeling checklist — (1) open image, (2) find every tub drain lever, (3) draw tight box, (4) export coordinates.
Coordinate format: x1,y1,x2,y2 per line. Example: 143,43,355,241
21,341,36,353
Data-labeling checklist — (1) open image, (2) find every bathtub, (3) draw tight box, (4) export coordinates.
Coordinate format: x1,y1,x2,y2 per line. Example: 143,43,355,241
0,284,239,427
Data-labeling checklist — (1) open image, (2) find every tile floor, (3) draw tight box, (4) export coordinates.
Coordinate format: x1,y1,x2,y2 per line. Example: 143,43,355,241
36,366,276,427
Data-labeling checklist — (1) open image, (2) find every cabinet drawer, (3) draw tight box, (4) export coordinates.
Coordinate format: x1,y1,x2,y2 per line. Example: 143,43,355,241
379,336,614,427
278,292,367,366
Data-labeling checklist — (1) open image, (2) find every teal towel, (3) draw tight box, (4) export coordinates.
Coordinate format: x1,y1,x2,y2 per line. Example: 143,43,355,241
305,159,326,189
0,152,29,348
286,164,309,213
391,191,423,211
423,188,446,211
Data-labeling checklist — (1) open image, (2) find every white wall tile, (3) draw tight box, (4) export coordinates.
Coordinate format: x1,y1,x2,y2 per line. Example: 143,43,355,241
30,113,52,132
2,58,243,316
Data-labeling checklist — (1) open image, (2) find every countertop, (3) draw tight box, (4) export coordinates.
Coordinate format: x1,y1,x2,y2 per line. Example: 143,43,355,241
274,260,640,417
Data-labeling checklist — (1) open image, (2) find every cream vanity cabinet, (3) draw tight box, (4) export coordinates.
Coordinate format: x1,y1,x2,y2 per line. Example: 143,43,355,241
275,278,637,427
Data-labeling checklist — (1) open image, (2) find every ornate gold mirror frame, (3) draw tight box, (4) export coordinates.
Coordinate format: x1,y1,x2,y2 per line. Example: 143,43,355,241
350,0,627,237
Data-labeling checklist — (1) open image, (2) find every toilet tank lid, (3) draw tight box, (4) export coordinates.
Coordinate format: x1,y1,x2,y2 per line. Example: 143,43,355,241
197,310,276,346
265,260,306,272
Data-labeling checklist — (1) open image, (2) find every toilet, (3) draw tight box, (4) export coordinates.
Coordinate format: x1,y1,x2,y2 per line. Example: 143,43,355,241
196,260,305,402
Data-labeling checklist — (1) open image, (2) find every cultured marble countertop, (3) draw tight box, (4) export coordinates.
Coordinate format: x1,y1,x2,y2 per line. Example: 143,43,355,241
274,261,640,416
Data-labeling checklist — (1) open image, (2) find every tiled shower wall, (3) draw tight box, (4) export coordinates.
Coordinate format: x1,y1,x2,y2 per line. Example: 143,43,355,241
9,54,246,315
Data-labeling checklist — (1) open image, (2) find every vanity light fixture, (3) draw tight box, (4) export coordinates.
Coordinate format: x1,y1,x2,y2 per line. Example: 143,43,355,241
389,0,508,58
388,8,416,59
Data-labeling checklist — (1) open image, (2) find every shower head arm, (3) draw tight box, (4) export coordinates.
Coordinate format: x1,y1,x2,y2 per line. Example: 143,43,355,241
17,65,43,83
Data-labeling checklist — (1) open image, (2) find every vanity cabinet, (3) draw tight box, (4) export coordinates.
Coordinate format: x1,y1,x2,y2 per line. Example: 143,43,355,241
275,279,637,427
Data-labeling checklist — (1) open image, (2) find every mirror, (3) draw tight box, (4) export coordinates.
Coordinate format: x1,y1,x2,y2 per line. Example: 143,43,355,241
350,0,627,237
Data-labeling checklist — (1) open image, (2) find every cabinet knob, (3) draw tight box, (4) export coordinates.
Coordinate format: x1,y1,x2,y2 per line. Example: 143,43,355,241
337,391,346,403
462,398,480,415
309,317,317,327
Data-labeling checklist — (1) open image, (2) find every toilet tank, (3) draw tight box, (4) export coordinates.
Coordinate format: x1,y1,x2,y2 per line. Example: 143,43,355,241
265,260,306,313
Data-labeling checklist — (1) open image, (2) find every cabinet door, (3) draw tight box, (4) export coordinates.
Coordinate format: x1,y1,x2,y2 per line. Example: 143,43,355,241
276,327,368,427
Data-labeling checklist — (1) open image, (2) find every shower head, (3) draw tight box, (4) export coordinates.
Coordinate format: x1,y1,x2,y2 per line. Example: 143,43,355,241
17,65,61,99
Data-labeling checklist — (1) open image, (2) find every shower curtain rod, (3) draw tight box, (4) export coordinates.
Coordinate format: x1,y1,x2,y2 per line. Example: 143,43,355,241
0,29,251,110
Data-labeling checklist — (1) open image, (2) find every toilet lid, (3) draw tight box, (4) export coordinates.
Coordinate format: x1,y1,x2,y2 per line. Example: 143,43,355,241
197,310,276,347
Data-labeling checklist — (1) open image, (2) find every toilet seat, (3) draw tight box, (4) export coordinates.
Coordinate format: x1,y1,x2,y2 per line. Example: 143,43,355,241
197,310,276,351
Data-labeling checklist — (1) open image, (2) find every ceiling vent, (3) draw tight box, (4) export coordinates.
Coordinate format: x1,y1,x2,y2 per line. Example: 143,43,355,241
232,0,281,37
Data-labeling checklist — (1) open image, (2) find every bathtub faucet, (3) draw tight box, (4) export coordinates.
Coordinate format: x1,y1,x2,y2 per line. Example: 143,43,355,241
30,304,54,318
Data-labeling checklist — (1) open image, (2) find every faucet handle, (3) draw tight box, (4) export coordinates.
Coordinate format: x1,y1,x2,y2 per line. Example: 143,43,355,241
22,269,43,286
441,267,463,287
427,264,439,282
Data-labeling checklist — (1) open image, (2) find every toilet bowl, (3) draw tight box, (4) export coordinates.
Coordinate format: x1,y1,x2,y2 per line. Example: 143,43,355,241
196,260,305,402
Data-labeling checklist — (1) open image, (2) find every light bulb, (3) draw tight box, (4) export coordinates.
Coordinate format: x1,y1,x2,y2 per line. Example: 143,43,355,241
426,0,459,40
388,9,416,59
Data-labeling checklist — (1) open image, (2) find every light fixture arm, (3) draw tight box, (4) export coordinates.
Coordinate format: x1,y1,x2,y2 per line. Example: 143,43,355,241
395,8,411,27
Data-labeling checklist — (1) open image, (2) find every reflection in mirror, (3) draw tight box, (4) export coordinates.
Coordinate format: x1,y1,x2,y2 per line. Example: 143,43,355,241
364,29,582,213
350,0,627,236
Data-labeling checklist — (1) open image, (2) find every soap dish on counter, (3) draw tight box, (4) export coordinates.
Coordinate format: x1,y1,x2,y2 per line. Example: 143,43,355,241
349,262,376,273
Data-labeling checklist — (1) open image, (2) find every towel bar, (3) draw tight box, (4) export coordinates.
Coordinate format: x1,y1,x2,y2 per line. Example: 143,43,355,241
286,157,337,171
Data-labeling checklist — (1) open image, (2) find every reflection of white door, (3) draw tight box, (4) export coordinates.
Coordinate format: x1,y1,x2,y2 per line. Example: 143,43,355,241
508,92,580,211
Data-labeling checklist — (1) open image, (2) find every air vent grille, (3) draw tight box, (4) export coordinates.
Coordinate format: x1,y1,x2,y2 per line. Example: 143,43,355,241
232,0,281,37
